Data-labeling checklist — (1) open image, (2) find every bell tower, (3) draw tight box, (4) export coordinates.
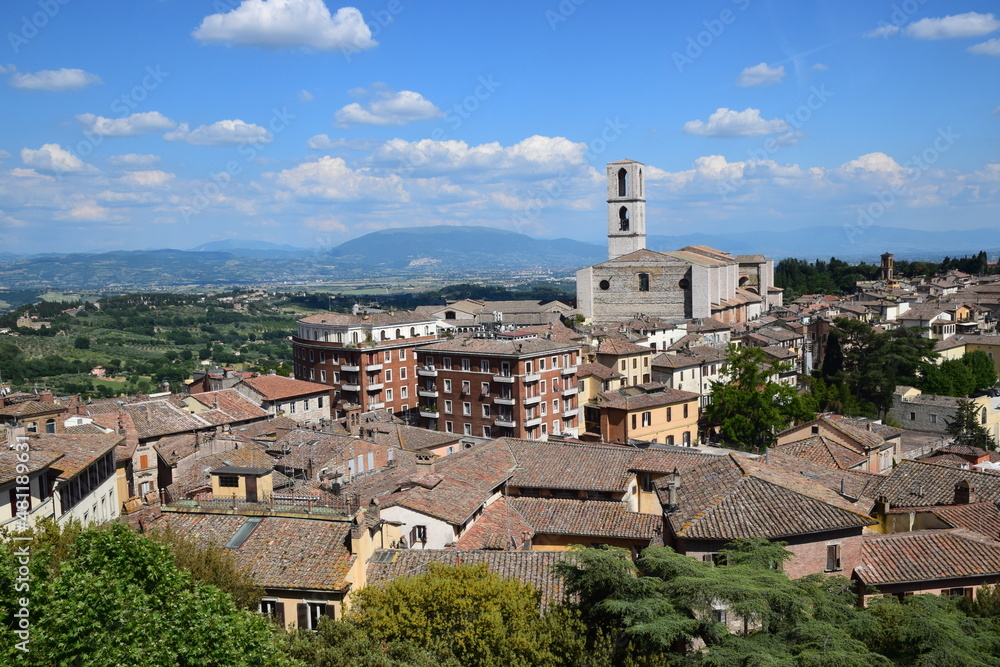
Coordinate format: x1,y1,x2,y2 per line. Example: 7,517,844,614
606,159,645,259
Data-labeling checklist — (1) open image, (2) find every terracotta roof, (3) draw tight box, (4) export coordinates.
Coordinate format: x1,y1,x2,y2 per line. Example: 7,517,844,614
509,497,661,542
661,454,877,541
238,376,331,402
0,400,64,418
454,497,534,550
0,450,63,485
186,389,269,422
173,443,276,493
576,363,624,381
595,337,650,356
929,502,1000,539
594,387,701,411
365,549,575,609
872,459,1000,508
154,433,198,466
772,436,869,470
153,513,354,591
855,529,1000,586
355,421,460,452
420,336,579,357
26,433,122,479
272,431,357,471
298,309,435,326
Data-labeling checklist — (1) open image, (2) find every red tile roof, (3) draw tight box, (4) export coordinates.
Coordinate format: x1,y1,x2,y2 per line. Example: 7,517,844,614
855,529,1000,586
509,497,661,542
27,433,121,479
238,376,331,402
454,497,534,550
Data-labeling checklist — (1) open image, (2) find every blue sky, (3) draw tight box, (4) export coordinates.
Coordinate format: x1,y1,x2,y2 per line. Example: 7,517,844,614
0,0,998,254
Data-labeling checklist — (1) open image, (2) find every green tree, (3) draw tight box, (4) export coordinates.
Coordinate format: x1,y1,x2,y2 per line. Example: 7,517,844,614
0,522,291,667
73,336,90,350
946,398,996,450
821,331,844,377
961,350,998,393
345,563,587,667
704,346,813,449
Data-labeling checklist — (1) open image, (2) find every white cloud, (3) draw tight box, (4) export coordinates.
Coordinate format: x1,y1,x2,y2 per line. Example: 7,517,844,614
75,111,176,137
164,120,272,146
120,170,175,187
737,63,786,87
304,215,347,231
0,65,12,74
21,144,92,173
811,63,828,71
905,12,1000,39
55,200,114,222
335,89,443,126
864,24,900,38
192,0,376,52
9,68,102,91
682,108,790,137
108,153,161,167
970,38,1000,55
298,89,314,102
273,156,407,201
0,150,11,160
367,135,591,178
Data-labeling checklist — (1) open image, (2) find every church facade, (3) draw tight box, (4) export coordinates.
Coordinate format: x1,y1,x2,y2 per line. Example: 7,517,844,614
576,160,775,325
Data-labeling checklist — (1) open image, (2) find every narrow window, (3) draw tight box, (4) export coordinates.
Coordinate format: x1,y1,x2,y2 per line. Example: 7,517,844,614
638,273,649,291
618,167,628,196
619,206,629,232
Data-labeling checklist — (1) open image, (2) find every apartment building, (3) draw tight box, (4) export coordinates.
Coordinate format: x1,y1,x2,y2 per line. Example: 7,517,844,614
414,335,583,440
292,310,439,419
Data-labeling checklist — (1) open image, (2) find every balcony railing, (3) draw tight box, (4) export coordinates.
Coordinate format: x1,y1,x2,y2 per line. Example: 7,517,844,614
494,418,516,428
340,364,360,372
493,396,516,406
418,388,439,398
561,366,578,376
523,373,541,383
562,386,579,397
523,395,541,406
524,416,542,428
365,363,383,372
493,374,516,384
341,383,361,392
420,408,440,418
562,407,579,418
368,401,385,410
366,383,384,392
418,366,439,377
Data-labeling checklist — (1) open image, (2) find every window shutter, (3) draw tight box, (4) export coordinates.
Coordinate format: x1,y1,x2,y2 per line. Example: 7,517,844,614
324,603,336,619
275,602,285,627
297,603,309,630
826,544,841,571
139,454,149,469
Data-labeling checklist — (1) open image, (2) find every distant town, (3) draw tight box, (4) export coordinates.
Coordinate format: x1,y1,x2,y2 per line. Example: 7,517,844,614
4,159,1000,664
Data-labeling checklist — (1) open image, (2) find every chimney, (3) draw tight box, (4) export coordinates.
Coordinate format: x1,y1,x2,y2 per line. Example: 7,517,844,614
416,452,436,473
665,467,681,511
955,480,975,505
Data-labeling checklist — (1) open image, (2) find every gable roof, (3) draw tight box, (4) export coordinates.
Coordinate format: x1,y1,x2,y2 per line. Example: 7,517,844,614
661,454,877,541
772,435,869,470
454,497,534,550
855,529,1000,586
929,502,1000,539
238,375,331,401
0,450,63,486
508,497,661,542
594,387,701,411
27,433,122,480
153,513,354,591
872,459,1000,508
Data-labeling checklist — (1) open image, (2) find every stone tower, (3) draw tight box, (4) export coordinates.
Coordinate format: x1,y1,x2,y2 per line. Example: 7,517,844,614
881,252,894,282
606,159,646,259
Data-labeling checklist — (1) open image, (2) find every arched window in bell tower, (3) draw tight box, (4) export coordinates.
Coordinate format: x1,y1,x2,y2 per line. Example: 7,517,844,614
617,168,628,197
619,206,629,231
638,168,643,196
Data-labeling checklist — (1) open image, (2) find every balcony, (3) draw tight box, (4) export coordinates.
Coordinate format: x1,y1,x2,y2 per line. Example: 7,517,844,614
494,418,516,428
341,383,361,392
562,386,579,397
365,363,383,372
524,416,542,428
522,395,541,406
523,373,541,383
493,374,516,384
418,388,439,398
368,402,385,410
561,365,578,376
493,396,516,406
420,408,440,418
562,407,579,419
417,366,439,377
366,383,384,392
340,364,360,372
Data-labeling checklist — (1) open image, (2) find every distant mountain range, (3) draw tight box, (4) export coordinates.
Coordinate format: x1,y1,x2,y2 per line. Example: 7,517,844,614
0,224,996,290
